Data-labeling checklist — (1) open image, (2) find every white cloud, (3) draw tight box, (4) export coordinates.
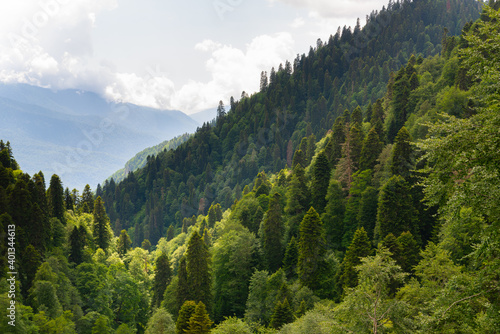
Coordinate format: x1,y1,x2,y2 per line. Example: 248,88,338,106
291,17,306,28
171,32,296,113
267,0,388,18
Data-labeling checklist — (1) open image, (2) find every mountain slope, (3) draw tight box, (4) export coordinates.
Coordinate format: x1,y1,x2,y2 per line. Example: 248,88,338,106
101,0,482,245
0,83,199,190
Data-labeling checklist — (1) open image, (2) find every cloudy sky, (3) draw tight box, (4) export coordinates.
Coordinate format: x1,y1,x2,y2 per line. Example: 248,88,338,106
0,0,389,114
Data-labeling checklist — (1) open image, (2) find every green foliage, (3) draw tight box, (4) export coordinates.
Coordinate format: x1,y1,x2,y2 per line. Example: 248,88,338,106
152,252,172,308
390,126,414,179
117,229,132,256
340,228,372,291
270,298,294,329
321,180,345,250
91,315,112,334
297,208,326,291
310,151,331,214
177,301,197,334
359,127,383,171
261,192,285,272
145,308,175,334
92,196,112,251
211,317,252,334
186,231,212,311
185,301,213,334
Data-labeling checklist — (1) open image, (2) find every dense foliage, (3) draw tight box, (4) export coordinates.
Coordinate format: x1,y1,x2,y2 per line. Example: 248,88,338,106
4,1,500,333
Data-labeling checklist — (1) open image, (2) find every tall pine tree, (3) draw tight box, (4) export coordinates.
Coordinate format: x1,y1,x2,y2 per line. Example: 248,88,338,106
261,192,285,272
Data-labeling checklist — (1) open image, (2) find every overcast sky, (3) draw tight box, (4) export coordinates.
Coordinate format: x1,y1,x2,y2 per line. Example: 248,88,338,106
0,0,389,114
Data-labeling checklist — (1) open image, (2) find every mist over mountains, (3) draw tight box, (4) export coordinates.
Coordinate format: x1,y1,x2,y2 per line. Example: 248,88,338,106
0,83,199,190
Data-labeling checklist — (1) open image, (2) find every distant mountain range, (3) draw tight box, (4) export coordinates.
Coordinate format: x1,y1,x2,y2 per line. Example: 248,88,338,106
0,83,200,191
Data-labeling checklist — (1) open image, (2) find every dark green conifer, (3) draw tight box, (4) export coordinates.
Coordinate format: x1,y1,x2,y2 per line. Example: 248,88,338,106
283,237,298,279
310,151,332,214
390,126,413,178
152,252,172,308
285,164,310,239
177,257,190,312
359,127,383,171
92,196,112,251
375,175,419,243
339,227,372,291
176,300,196,334
80,184,94,214
47,174,65,224
262,192,284,272
270,298,294,329
186,231,212,311
298,207,326,291
117,230,132,256
322,180,345,250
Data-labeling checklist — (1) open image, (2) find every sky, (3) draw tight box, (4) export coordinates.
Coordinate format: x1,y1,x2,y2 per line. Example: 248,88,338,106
0,0,389,114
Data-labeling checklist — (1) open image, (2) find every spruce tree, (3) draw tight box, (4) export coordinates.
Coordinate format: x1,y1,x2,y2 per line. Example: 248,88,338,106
80,184,94,214
152,252,172,308
285,164,310,239
186,301,213,334
298,207,326,291
166,225,175,241
262,192,284,272
186,231,212,311
397,231,420,273
69,226,84,265
322,180,345,250
356,186,379,240
349,124,364,170
340,227,372,291
329,117,345,167
359,127,383,171
292,149,306,169
92,196,112,251
117,230,132,256
283,237,298,279
375,175,419,243
351,106,363,126
270,298,294,329
390,126,413,178
310,151,332,214
177,257,190,312
64,187,74,211
47,174,65,224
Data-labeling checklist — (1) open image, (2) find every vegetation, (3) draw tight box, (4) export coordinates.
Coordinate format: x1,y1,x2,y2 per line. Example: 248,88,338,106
4,1,500,333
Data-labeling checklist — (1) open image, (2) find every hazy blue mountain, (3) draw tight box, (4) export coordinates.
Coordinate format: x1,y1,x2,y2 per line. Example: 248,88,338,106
0,83,199,191
188,108,217,125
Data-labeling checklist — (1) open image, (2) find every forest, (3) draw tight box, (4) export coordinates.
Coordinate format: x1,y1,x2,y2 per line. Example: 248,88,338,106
1,0,499,333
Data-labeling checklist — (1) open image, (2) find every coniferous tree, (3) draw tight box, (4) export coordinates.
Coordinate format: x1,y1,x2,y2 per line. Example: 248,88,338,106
142,239,152,251
270,298,294,329
186,301,213,334
390,126,413,178
285,164,310,239
292,149,305,169
177,257,190,312
177,300,197,334
92,196,112,251
117,230,132,257
91,316,112,334
152,252,172,308
47,174,65,224
375,175,419,243
359,127,383,171
351,106,363,126
64,187,74,211
282,236,298,279
262,192,285,272
340,227,372,291
356,186,379,240
80,184,94,214
69,226,84,265
166,225,175,241
397,231,420,273
297,207,326,291
186,231,212,311
322,180,345,250
310,151,331,214
329,117,345,166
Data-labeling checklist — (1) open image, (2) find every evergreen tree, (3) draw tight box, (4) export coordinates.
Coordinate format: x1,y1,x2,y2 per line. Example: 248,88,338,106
322,180,345,250
340,227,372,291
177,300,197,334
80,184,94,214
186,301,213,334
142,239,152,251
261,192,284,272
390,126,414,178
292,149,306,169
270,298,294,329
64,187,74,211
285,164,310,239
329,117,345,166
397,231,420,273
375,175,419,243
356,186,379,240
351,106,363,126
177,257,190,312
359,127,383,171
298,207,326,291
387,67,411,142
186,231,212,311
310,151,331,214
166,224,175,241
117,229,132,256
152,252,172,308
69,226,84,265
47,174,65,224
349,124,364,170
283,237,298,279
92,196,112,251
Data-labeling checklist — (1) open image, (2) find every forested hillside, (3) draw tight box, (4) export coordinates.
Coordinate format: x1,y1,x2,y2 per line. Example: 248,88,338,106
3,1,500,333
100,0,481,246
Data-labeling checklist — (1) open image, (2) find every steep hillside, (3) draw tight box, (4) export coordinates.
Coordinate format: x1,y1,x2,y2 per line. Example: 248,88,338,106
102,0,482,245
